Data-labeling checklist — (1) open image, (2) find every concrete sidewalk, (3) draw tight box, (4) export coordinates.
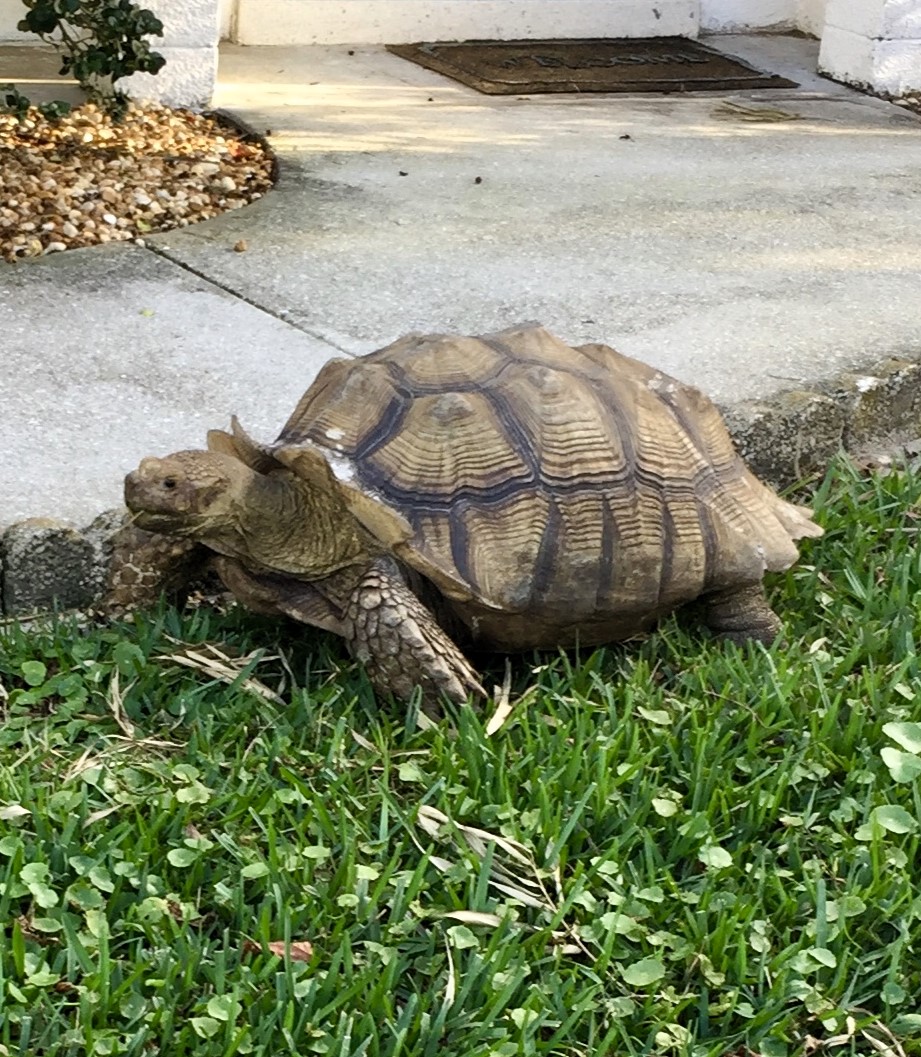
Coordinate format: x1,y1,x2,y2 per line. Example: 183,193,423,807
3,34,921,537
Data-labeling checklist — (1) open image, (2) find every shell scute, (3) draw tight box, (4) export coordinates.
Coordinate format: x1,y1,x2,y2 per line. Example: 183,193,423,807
360,391,534,505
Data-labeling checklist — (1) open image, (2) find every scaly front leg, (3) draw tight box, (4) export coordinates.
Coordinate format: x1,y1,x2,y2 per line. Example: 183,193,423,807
341,559,485,710
103,518,209,614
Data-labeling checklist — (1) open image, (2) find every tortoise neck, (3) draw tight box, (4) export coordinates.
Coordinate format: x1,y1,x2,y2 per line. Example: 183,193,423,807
234,469,372,578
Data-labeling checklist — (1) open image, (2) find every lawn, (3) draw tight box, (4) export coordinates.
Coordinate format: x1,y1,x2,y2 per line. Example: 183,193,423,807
1,461,920,1057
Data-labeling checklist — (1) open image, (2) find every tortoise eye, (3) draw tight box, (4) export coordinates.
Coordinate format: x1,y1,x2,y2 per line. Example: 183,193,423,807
162,477,178,490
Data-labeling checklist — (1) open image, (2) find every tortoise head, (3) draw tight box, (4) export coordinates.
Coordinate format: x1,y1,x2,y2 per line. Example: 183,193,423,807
124,451,251,538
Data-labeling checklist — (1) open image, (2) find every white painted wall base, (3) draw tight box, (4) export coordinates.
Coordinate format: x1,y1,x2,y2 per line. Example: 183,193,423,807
233,0,698,47
699,0,825,34
820,26,921,93
122,43,218,107
119,0,220,106
819,0,921,95
701,0,796,32
797,0,826,37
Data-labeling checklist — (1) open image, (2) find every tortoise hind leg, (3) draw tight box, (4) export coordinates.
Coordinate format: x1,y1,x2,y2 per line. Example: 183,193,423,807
701,584,782,646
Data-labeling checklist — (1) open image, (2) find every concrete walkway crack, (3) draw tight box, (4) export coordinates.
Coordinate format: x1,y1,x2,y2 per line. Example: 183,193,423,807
144,243,356,356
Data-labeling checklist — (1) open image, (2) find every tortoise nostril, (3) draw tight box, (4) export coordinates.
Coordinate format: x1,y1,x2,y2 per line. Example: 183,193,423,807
163,477,178,491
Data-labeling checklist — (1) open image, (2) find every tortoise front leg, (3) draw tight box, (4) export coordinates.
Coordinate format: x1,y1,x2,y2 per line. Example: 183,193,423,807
701,584,782,646
341,559,486,710
103,519,209,614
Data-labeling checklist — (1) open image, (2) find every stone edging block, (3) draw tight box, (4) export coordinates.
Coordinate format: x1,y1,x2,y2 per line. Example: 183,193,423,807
0,510,123,617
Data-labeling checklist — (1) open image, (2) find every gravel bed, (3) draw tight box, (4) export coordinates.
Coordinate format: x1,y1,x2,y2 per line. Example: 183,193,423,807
893,91,921,119
0,101,274,262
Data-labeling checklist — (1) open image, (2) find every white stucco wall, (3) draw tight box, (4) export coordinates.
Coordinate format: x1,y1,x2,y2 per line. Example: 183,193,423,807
701,0,795,31
231,0,699,47
219,0,234,40
0,0,33,41
819,0,921,94
797,0,827,36
0,0,843,47
119,0,219,107
699,0,824,33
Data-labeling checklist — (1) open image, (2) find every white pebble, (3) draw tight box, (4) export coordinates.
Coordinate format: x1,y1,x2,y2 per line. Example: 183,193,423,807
102,213,117,225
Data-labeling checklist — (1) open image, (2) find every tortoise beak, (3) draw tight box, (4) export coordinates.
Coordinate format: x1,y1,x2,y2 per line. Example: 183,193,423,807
123,468,144,509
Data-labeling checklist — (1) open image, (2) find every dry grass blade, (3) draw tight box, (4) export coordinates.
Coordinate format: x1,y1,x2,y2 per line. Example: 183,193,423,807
485,660,515,736
62,736,182,782
83,805,121,827
819,1016,857,1049
414,803,579,924
106,669,137,739
419,805,594,957
444,940,457,1007
351,729,378,753
0,805,31,821
416,710,437,732
550,930,584,955
488,880,551,910
418,809,593,954
418,805,534,866
442,910,505,927
64,746,101,782
415,805,444,839
816,1014,907,1057
862,1025,907,1057
158,642,285,705
274,645,298,699
862,1035,903,1057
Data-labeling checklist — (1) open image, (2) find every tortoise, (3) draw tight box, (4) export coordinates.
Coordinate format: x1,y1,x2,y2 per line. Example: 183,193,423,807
108,324,822,705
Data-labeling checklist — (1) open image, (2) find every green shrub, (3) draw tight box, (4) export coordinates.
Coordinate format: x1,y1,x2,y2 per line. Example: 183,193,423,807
3,0,166,120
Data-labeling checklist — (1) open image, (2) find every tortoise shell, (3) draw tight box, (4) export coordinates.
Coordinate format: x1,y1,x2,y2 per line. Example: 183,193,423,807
221,325,820,650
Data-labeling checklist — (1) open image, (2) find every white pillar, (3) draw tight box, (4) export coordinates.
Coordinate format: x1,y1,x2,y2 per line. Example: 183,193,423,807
122,0,220,109
819,0,921,96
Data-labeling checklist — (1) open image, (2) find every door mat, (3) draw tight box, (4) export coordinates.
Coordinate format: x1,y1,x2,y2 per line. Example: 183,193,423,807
386,37,799,95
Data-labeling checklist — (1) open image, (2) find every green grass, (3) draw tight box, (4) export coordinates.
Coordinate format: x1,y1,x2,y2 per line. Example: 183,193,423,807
2,460,921,1057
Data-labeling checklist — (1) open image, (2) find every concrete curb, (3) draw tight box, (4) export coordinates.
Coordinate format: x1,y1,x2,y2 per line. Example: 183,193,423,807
2,351,918,619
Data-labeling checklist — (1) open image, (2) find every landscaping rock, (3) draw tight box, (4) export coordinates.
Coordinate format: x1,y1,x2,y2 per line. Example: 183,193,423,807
829,359,921,449
1,518,99,614
723,390,846,487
